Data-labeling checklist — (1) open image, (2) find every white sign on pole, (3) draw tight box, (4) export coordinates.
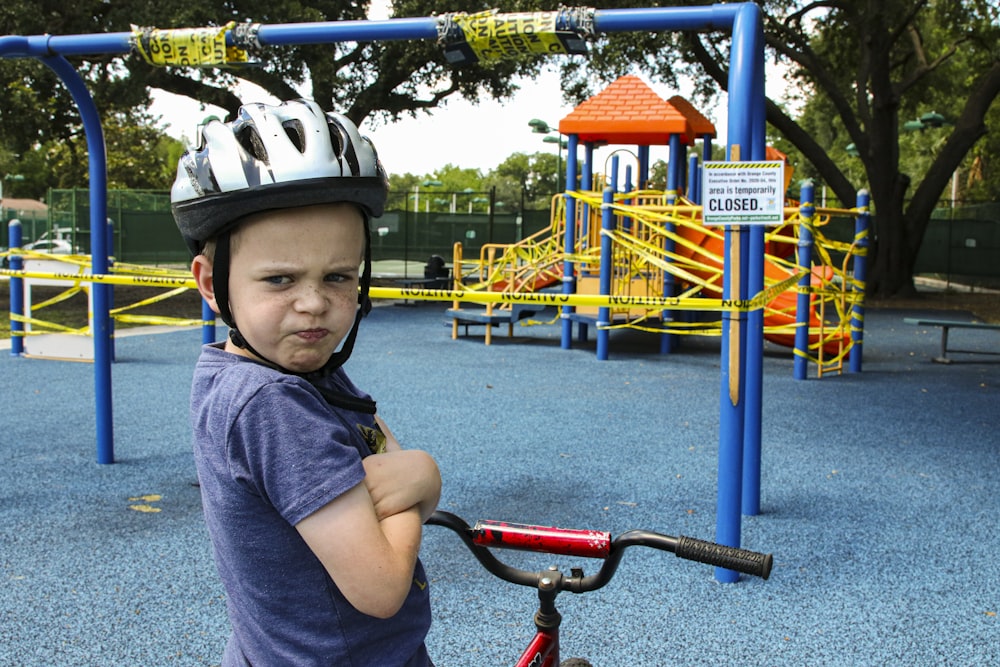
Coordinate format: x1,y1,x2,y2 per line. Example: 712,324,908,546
702,160,786,226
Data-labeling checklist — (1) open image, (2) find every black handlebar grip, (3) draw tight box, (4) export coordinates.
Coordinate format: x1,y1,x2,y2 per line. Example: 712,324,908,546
675,536,773,579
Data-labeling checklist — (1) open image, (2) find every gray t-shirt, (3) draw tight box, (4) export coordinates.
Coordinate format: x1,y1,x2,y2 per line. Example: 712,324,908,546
191,343,431,666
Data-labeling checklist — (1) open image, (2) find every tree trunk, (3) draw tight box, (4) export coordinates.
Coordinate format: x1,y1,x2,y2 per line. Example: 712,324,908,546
866,169,920,298
868,214,919,298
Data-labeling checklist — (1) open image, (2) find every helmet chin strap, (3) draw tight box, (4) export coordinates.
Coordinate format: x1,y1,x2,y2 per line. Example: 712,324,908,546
210,225,374,397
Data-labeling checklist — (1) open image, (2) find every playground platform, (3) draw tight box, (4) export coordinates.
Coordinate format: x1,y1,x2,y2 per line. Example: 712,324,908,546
0,301,997,666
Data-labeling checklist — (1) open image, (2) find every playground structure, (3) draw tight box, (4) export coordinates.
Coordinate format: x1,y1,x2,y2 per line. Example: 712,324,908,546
447,76,868,379
2,4,859,581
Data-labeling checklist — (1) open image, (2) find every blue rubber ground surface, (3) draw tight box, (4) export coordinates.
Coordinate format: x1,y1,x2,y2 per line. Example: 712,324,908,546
1,302,997,666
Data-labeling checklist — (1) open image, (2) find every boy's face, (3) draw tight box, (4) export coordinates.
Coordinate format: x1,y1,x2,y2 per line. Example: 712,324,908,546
222,203,366,374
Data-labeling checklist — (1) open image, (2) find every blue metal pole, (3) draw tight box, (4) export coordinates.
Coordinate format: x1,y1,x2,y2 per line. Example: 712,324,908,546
570,142,596,345
561,135,579,350
581,143,595,250
43,54,114,464
597,186,615,361
661,134,682,354
715,1,763,583
850,189,870,373
687,154,699,203
623,163,634,233
2,6,751,60
742,39,767,517
667,134,681,203
742,221,764,515
637,145,650,189
593,5,741,32
794,181,816,381
255,18,438,45
0,4,742,58
201,299,217,345
107,218,116,362
0,5,754,61
8,219,24,356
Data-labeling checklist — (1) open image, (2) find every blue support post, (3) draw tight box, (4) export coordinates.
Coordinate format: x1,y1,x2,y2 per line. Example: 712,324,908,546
717,219,749,583
687,154,700,203
742,45,768,517
8,219,24,356
742,224,765,516
107,218,116,362
575,142,596,345
715,1,764,583
661,133,682,354
850,189,870,373
597,186,615,361
560,135,579,350
201,300,217,345
637,145,650,188
667,134,682,202
622,164,633,233
794,182,816,381
43,54,114,464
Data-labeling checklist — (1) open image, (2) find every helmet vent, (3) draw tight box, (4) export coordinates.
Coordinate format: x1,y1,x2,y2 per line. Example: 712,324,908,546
326,123,344,159
282,120,307,153
237,126,269,164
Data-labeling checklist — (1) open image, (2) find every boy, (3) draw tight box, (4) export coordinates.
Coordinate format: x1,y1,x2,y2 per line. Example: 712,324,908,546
171,99,441,666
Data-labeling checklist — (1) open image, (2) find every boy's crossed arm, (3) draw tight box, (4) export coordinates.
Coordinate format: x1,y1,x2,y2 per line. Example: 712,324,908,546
295,426,441,620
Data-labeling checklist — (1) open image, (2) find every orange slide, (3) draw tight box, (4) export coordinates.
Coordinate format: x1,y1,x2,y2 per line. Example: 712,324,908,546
675,225,849,354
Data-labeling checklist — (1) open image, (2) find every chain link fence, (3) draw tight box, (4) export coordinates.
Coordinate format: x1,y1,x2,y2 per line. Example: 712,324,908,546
8,189,999,286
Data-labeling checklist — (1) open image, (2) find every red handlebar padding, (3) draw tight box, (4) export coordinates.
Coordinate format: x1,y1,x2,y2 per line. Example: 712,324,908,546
472,520,612,559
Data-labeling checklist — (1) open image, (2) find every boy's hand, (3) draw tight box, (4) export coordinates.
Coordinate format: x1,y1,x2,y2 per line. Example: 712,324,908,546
363,449,441,522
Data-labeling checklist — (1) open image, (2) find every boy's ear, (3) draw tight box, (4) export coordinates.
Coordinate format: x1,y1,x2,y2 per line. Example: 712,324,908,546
191,255,221,315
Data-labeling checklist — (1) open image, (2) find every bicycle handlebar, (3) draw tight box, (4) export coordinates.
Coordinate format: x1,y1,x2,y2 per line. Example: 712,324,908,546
427,510,772,594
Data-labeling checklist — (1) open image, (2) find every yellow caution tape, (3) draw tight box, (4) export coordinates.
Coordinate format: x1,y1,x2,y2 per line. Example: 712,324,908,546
132,21,248,68
438,8,592,64
0,267,196,289
8,313,88,336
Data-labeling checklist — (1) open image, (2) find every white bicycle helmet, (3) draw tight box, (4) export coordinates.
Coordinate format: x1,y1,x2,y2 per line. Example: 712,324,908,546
170,99,387,384
171,98,387,254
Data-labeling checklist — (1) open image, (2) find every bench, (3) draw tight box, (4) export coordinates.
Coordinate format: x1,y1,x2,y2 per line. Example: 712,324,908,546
903,317,1000,363
448,303,552,344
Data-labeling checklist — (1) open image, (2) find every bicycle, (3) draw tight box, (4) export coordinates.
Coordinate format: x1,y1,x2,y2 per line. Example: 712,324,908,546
427,510,773,667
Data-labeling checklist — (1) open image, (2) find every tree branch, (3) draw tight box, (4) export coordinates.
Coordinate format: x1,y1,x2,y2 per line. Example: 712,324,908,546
766,98,856,206
893,26,966,98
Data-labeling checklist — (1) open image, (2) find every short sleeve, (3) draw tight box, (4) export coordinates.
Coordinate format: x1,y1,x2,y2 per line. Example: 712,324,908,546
228,380,367,526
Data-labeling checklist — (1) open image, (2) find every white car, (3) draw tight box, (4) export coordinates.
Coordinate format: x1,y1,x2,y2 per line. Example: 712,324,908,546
2,238,76,267
22,238,75,255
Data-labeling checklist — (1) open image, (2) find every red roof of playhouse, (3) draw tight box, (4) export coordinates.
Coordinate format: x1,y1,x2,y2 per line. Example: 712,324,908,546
558,75,701,146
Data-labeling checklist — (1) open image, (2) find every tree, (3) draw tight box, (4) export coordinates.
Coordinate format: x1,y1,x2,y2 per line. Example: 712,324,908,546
387,164,489,213
490,151,559,209
44,109,185,190
107,1,546,125
559,0,1000,298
